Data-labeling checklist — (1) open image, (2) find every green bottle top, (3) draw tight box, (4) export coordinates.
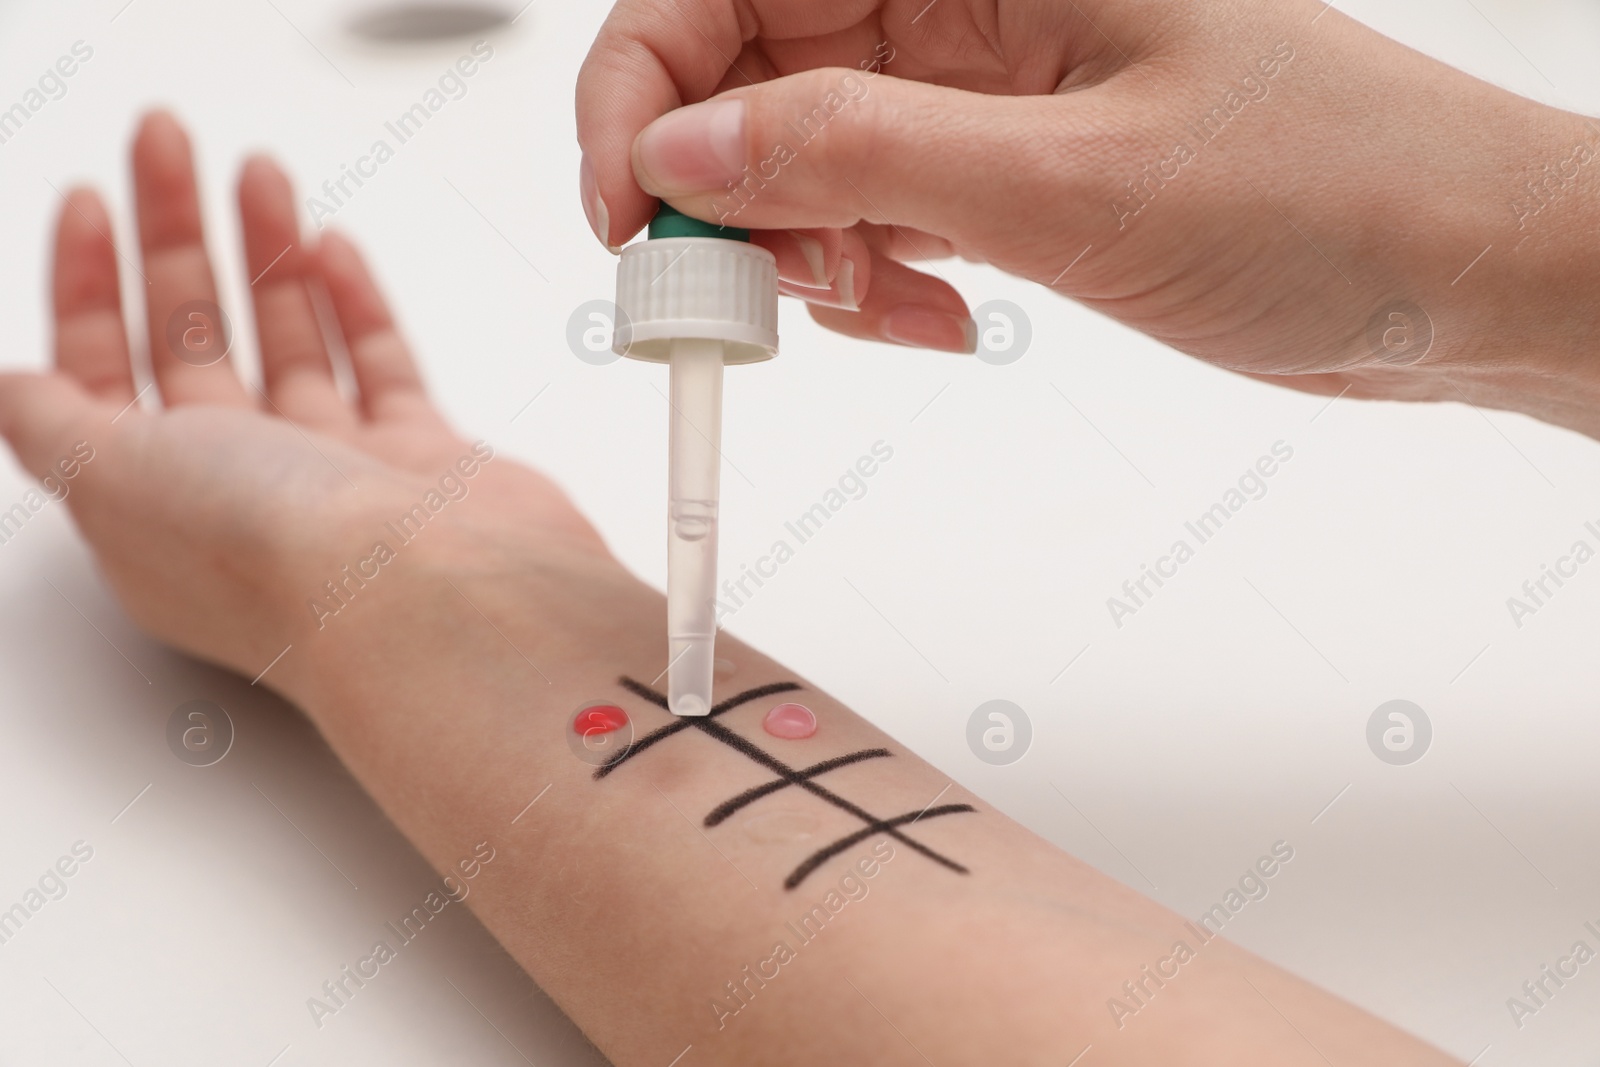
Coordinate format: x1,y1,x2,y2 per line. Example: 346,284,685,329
647,203,749,242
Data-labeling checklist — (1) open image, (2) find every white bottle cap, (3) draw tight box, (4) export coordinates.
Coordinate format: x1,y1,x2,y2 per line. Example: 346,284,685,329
613,236,779,365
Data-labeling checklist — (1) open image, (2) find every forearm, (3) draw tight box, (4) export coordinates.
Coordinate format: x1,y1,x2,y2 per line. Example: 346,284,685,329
1415,94,1600,436
271,523,1459,1066
1259,11,1600,434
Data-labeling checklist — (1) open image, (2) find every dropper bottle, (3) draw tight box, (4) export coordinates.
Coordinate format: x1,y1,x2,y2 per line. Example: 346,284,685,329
613,205,779,715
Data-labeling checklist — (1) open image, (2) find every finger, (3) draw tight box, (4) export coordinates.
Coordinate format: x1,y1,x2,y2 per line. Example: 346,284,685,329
238,155,352,429
575,0,883,248
0,373,105,480
806,253,974,354
630,71,1096,262
51,188,136,403
751,227,841,290
774,226,872,310
314,230,438,424
131,110,250,407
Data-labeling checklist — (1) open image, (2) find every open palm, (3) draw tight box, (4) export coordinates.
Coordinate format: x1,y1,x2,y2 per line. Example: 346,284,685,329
0,112,602,682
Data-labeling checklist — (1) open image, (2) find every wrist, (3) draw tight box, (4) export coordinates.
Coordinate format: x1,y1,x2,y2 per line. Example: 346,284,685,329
278,512,652,724
1422,106,1600,435
1271,16,1600,435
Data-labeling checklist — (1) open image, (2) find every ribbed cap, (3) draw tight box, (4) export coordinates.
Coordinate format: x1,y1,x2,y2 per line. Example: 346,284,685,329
613,235,779,364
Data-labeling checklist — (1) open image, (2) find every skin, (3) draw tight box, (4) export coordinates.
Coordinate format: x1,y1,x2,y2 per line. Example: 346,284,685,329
0,113,1468,1065
576,0,1600,434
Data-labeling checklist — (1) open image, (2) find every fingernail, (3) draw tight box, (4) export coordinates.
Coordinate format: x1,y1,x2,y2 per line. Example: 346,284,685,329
778,253,860,311
579,154,621,254
786,230,828,288
766,229,829,289
634,99,746,193
834,255,859,311
882,305,977,354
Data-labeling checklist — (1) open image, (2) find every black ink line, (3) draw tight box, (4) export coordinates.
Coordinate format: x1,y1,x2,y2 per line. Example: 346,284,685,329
692,716,972,874
617,675,670,709
704,749,892,827
784,804,975,890
597,680,802,779
708,681,803,716
605,677,977,888
624,676,801,718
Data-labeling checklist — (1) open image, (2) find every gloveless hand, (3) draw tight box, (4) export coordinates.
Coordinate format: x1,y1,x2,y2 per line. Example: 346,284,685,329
577,0,1600,435
0,112,606,686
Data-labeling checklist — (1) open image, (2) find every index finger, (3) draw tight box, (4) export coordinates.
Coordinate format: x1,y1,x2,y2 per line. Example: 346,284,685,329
575,0,880,246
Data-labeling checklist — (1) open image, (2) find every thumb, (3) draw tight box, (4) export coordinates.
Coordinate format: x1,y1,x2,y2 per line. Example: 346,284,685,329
0,372,104,481
630,69,1100,266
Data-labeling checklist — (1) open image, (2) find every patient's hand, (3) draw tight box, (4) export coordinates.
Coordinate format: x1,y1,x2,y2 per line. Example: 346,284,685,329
0,111,604,681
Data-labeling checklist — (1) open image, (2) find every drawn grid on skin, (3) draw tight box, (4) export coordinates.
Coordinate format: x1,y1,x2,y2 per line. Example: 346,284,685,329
598,677,977,889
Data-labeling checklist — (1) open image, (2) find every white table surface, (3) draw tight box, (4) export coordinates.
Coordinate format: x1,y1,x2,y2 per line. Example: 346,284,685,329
2,1,1598,1063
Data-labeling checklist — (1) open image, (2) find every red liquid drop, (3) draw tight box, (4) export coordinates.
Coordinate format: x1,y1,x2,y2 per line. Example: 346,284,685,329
573,705,629,736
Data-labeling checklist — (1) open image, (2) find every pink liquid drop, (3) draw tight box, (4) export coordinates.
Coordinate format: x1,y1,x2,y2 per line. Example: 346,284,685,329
763,702,817,740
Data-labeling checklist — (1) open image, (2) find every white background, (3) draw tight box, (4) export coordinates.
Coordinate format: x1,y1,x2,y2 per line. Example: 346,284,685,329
1,0,1598,1063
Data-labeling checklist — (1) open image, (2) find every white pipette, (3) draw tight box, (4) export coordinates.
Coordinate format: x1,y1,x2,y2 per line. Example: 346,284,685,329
665,338,724,715
613,205,779,715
